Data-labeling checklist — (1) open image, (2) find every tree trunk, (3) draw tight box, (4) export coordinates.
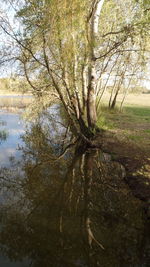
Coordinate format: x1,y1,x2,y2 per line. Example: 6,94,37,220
87,0,105,130
110,90,118,109
87,65,97,129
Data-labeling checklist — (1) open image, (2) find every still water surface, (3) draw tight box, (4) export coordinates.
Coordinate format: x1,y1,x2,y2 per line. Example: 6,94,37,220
0,107,149,267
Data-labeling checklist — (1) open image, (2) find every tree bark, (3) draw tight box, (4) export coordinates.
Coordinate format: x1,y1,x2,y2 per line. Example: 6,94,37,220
87,0,105,130
87,64,97,129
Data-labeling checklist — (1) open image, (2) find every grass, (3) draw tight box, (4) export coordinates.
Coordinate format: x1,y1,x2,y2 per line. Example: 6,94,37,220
125,106,150,121
98,95,150,151
144,129,150,134
127,135,143,141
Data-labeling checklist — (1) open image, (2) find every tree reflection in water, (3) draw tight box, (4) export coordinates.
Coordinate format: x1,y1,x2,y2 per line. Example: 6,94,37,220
0,115,149,267
0,118,8,144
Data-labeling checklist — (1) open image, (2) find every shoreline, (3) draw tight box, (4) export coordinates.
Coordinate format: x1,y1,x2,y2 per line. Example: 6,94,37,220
98,131,150,216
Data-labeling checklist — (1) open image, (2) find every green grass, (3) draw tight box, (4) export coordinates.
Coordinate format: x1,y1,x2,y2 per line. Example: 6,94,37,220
97,104,150,149
124,106,150,122
127,135,143,141
97,113,114,130
144,129,150,134
99,105,150,126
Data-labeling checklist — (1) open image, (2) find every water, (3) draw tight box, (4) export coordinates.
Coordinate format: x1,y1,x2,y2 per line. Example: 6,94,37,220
0,111,25,166
0,107,149,267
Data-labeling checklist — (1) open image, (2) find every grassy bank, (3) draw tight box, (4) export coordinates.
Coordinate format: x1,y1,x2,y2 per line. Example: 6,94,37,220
97,94,150,153
96,94,150,204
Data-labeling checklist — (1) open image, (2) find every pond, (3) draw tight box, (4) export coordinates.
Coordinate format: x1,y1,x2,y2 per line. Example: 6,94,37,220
0,105,149,267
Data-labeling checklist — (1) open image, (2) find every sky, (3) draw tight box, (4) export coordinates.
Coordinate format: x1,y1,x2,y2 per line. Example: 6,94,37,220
0,0,20,77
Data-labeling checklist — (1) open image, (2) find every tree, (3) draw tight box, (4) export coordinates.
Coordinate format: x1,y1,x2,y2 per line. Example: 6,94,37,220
0,0,149,141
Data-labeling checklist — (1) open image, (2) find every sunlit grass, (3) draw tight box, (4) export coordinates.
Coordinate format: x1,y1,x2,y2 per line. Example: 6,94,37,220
97,101,150,149
97,114,114,130
144,129,150,134
125,106,150,121
127,135,143,141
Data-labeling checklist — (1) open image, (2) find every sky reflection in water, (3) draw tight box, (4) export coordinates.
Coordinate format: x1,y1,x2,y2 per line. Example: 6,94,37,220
0,111,25,166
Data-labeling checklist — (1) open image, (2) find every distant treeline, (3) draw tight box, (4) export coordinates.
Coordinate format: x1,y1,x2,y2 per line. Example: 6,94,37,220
0,77,31,93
